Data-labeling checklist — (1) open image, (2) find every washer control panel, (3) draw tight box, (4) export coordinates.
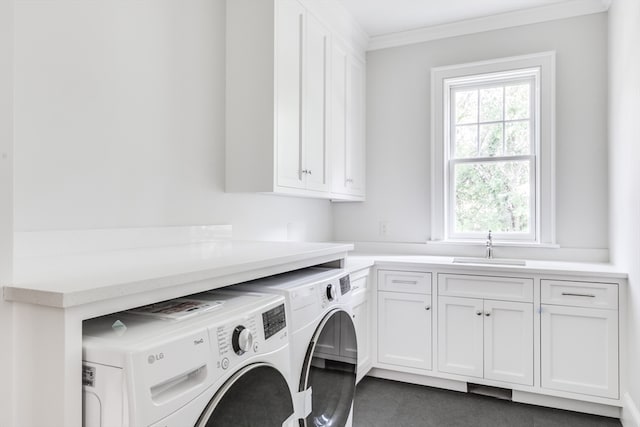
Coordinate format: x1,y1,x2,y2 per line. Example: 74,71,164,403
232,325,254,355
215,315,258,360
262,303,286,340
339,275,351,295
212,297,288,373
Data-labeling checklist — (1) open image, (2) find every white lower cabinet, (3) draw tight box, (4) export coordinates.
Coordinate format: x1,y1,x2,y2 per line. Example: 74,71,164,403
315,312,342,357
437,296,533,385
378,291,432,370
483,299,534,385
372,269,623,415
351,288,370,378
437,296,483,378
540,279,619,399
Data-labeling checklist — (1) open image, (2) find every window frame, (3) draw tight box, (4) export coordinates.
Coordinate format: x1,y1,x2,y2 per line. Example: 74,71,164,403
431,52,556,245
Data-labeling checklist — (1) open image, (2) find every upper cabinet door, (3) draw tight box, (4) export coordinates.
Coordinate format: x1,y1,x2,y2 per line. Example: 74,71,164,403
347,56,366,196
303,12,330,192
331,41,349,196
275,0,305,189
330,41,365,200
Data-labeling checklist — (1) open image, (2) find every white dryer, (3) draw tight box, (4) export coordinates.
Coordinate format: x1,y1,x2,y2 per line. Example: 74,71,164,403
82,290,295,427
228,268,357,427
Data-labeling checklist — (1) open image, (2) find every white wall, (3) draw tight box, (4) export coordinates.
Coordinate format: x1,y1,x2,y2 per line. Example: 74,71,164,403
333,14,609,258
13,0,333,242
608,0,640,424
0,0,13,424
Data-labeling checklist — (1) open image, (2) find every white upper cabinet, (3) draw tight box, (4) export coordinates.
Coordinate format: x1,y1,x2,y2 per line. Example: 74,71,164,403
274,0,306,190
330,40,366,200
301,12,331,192
275,1,330,192
226,0,366,199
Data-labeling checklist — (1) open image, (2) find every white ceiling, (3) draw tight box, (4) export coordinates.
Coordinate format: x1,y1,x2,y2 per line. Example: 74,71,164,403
337,0,573,37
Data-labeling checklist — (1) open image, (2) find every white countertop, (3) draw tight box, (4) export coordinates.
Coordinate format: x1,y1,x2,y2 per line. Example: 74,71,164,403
6,241,627,310
5,240,353,308
344,253,628,280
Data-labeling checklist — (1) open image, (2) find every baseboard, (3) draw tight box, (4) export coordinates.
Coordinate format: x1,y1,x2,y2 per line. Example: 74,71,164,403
367,367,467,393
512,390,620,418
623,393,640,427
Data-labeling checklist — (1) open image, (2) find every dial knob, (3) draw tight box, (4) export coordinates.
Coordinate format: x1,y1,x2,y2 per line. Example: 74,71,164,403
232,326,253,356
326,283,337,301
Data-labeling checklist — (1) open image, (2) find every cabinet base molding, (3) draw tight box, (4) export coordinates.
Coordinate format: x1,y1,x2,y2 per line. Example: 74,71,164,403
366,368,467,393
512,390,620,418
367,368,623,420
622,393,640,427
356,362,373,385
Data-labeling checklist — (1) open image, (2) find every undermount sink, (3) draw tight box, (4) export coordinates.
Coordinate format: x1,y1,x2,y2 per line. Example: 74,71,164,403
452,257,527,266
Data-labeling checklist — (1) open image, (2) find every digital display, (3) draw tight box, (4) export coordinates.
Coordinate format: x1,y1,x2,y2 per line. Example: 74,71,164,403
339,275,351,294
262,304,286,340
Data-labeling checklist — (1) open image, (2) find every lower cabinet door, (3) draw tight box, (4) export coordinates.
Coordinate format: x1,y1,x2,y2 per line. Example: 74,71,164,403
438,296,483,378
483,300,534,385
541,305,619,398
378,291,432,370
349,291,370,371
315,314,341,357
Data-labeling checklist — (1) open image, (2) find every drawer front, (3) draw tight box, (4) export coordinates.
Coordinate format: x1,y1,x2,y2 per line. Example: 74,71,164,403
378,270,431,294
541,280,618,309
350,268,370,292
351,286,368,305
438,274,533,302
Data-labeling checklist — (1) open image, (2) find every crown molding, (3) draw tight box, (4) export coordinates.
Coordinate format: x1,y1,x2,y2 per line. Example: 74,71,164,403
367,0,611,51
300,0,370,54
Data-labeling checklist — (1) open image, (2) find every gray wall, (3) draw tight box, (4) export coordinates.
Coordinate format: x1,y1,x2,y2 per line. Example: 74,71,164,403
13,0,333,242
0,0,13,423
608,0,640,422
333,14,609,256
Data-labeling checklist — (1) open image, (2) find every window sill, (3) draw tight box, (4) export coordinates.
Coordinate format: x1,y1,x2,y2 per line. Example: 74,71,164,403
427,240,560,249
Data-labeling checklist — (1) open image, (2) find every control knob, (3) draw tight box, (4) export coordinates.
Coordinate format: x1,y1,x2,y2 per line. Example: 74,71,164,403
232,326,253,356
326,283,337,301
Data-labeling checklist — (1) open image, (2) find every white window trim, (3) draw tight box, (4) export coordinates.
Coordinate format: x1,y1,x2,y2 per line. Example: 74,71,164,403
430,51,556,245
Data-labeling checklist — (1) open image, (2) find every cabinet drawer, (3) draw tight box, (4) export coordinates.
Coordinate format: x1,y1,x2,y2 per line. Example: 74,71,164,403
438,274,533,302
378,270,431,294
541,280,618,309
351,287,368,305
350,268,370,292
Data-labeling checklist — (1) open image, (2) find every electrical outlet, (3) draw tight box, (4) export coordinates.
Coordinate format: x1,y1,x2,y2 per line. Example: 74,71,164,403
379,221,389,236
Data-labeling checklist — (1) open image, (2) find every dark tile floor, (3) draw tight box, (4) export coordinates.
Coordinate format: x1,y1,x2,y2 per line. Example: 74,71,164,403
353,377,622,427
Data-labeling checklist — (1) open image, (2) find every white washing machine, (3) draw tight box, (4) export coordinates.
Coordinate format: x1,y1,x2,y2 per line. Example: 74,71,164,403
228,268,357,427
82,290,296,427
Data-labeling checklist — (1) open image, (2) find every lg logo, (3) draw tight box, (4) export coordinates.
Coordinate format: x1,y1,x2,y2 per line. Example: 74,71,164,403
148,353,165,364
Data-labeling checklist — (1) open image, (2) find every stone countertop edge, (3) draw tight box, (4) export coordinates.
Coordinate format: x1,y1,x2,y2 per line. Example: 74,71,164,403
345,253,628,280
4,241,354,308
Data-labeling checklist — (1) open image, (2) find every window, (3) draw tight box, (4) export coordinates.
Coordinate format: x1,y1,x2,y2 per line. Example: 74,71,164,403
431,52,555,244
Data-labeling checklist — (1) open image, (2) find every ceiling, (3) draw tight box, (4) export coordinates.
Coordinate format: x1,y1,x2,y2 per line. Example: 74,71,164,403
336,0,573,37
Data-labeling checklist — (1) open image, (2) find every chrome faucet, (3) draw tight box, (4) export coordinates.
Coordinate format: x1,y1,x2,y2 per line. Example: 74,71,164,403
485,230,493,259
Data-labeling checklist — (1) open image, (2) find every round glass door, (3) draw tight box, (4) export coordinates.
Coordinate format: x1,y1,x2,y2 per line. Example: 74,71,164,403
196,363,294,427
301,310,357,427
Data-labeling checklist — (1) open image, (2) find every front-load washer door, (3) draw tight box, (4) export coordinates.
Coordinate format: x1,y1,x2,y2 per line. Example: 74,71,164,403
300,309,357,427
196,363,294,427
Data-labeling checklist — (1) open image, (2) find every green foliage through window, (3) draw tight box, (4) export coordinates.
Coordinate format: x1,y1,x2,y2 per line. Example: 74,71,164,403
450,79,534,235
